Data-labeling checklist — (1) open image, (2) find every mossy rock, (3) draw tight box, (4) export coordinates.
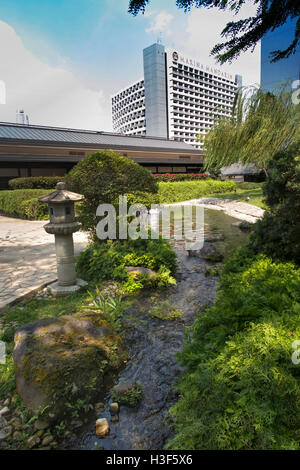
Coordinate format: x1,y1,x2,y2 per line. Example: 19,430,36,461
112,381,143,408
13,311,125,423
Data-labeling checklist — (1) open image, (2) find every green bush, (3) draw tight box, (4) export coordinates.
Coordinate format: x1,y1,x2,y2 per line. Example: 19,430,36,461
158,179,236,204
154,173,209,183
76,237,177,293
65,151,158,234
250,142,300,264
8,176,63,190
0,189,49,220
168,248,300,450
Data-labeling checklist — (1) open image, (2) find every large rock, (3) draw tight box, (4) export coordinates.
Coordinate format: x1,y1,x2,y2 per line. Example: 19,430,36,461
13,311,124,423
187,243,223,262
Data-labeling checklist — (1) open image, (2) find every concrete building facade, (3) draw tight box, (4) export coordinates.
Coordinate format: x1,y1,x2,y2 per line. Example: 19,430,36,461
112,43,242,150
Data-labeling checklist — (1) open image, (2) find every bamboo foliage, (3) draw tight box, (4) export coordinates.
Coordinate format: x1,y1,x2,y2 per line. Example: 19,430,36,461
202,85,300,172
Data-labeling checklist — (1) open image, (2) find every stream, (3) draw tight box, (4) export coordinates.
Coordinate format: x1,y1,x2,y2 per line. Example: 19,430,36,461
64,208,248,450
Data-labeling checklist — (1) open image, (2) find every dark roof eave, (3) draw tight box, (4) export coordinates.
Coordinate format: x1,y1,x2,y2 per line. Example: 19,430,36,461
0,138,202,155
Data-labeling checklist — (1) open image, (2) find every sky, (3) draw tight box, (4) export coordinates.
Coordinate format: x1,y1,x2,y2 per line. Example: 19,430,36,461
0,0,264,131
261,17,300,91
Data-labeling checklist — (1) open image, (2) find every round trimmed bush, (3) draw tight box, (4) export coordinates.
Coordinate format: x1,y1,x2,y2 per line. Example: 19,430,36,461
65,151,158,233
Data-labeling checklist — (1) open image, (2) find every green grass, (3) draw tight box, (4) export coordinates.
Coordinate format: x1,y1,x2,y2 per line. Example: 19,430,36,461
210,182,267,209
158,180,267,209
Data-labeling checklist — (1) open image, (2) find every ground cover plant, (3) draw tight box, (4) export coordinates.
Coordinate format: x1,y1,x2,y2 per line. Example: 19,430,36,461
76,237,178,294
168,248,300,450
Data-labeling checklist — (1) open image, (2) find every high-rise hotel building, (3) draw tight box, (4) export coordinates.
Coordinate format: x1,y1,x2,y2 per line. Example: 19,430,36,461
112,43,242,150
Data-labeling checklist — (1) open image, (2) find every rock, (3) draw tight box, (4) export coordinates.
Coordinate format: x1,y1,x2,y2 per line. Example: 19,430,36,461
96,418,109,437
113,380,136,396
109,402,119,415
34,419,48,431
12,418,22,430
232,220,252,231
0,407,10,418
35,430,44,438
125,267,157,278
205,233,225,243
95,402,104,411
3,399,10,407
41,435,54,446
187,243,223,262
0,427,12,442
0,416,7,429
13,312,124,423
111,415,119,423
26,434,41,449
13,431,23,441
71,420,83,429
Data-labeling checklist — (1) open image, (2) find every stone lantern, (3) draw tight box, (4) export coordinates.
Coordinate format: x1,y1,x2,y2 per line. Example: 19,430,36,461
39,182,87,296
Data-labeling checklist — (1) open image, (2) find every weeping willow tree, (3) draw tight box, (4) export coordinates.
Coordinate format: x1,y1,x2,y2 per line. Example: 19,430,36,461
202,86,300,175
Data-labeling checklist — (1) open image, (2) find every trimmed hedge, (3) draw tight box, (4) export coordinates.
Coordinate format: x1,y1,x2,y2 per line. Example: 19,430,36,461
0,190,49,220
158,179,236,204
168,248,300,450
154,173,209,183
8,176,63,190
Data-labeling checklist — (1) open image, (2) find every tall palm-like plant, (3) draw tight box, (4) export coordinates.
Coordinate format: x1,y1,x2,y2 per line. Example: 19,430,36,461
202,85,300,176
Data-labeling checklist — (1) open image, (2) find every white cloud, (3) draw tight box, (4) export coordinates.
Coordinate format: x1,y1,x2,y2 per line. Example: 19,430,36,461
167,2,261,87
146,11,174,37
0,21,112,130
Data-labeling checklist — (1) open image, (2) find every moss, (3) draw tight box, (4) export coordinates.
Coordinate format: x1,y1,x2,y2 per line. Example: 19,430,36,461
149,300,182,320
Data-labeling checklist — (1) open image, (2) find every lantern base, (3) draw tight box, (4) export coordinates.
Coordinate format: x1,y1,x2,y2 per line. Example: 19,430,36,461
47,278,88,297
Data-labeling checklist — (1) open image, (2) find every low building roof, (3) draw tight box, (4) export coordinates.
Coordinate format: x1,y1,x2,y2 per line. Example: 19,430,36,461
0,122,202,155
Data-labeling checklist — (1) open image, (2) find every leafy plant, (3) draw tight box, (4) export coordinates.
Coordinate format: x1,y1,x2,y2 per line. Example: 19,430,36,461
150,300,182,320
167,248,300,450
112,382,143,407
86,288,124,331
76,237,177,292
250,141,300,264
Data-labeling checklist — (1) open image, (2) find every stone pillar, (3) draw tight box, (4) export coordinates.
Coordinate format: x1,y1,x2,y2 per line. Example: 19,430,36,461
54,233,77,286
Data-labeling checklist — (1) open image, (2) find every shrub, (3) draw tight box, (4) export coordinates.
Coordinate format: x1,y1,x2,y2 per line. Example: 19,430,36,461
250,142,300,265
167,249,300,450
154,173,209,183
8,176,63,190
76,237,177,293
65,151,158,233
114,191,160,210
158,179,236,204
0,189,49,220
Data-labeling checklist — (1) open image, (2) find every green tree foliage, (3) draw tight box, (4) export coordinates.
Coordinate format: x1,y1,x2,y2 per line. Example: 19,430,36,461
250,141,300,264
65,150,158,233
128,0,300,64
203,87,300,173
167,249,300,450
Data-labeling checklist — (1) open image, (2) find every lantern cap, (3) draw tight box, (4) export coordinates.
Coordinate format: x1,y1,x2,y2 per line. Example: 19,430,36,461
38,182,84,204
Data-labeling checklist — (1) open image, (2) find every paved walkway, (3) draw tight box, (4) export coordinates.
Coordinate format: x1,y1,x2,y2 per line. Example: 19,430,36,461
0,216,88,311
166,197,265,223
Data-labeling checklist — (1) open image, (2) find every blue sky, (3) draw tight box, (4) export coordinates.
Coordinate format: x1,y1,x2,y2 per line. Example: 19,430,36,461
0,0,270,129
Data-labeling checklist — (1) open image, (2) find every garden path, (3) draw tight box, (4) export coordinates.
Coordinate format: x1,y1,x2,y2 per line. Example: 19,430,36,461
0,216,88,311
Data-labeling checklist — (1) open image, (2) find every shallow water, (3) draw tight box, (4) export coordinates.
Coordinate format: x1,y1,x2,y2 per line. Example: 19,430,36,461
64,209,248,450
